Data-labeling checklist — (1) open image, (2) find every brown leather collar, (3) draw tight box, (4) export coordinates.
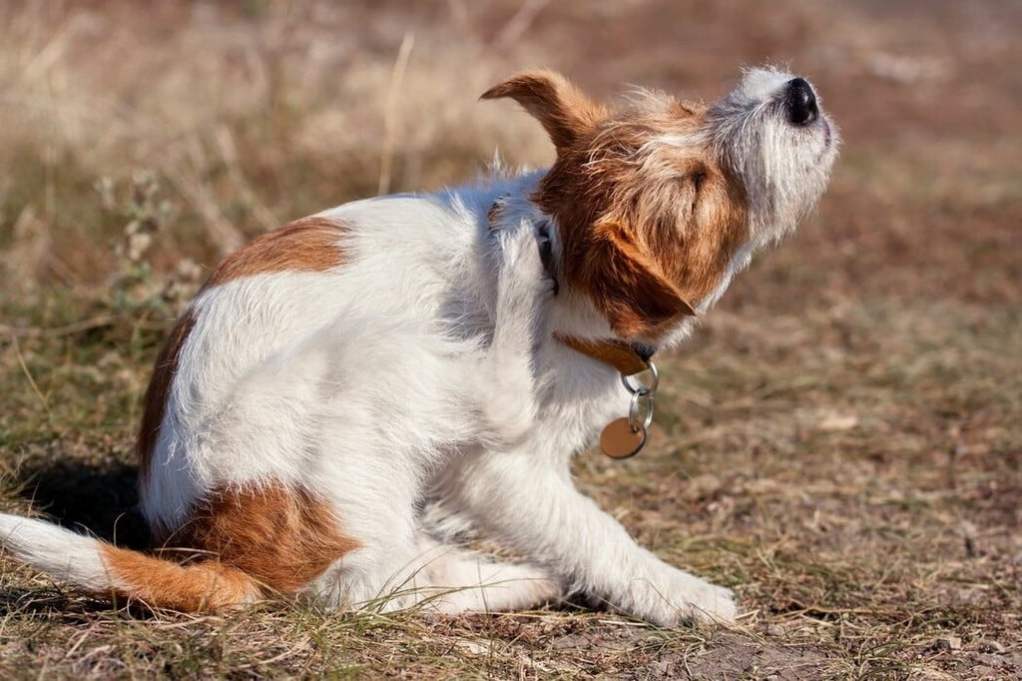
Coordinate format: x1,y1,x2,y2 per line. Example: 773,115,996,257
554,332,655,376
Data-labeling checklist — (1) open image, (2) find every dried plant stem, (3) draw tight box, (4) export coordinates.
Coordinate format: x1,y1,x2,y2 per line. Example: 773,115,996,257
378,32,415,196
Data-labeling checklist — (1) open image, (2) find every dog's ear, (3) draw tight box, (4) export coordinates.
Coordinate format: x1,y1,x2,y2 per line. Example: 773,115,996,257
578,221,696,338
481,70,607,152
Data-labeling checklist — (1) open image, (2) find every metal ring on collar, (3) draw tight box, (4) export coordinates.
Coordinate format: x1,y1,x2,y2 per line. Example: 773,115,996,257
621,361,659,395
628,391,656,432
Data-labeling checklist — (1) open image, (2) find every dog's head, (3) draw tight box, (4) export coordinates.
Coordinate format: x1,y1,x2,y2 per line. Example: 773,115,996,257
483,68,839,341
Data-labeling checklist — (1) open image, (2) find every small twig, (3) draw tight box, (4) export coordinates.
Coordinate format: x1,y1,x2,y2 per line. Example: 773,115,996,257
9,334,54,424
213,125,279,233
0,314,170,340
62,622,100,661
493,0,552,49
378,32,415,196
166,139,244,255
0,315,117,339
152,616,223,631
232,646,303,671
595,619,651,628
72,645,113,667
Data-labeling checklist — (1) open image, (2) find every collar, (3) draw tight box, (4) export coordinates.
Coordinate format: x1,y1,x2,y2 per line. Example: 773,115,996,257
553,332,656,376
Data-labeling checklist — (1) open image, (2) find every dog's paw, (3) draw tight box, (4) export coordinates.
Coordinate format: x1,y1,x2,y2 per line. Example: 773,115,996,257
636,571,738,628
675,582,737,625
495,223,557,302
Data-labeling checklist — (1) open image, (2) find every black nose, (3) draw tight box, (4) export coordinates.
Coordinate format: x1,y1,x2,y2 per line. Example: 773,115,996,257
784,78,818,126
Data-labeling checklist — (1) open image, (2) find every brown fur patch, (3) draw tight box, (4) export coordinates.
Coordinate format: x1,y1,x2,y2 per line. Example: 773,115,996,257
204,215,346,287
577,221,696,338
137,311,196,483
104,483,358,612
102,544,260,611
161,483,359,596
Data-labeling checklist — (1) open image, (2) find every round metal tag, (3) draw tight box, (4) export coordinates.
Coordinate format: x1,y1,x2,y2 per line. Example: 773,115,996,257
600,417,646,459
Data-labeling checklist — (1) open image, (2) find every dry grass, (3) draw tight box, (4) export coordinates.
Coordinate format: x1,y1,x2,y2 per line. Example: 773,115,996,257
1,0,1020,678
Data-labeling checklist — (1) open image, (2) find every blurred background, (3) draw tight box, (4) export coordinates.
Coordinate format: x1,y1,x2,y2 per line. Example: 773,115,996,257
0,1,1019,678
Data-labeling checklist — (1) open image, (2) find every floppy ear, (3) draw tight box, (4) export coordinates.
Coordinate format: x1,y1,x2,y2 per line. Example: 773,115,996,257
579,222,696,338
481,70,607,152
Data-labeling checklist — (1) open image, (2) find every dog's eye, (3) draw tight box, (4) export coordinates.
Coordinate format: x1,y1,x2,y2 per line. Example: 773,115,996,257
691,170,706,192
686,170,708,216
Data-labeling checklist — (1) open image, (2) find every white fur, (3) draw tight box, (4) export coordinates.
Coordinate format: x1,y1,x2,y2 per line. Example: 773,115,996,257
0,515,114,591
0,68,838,626
710,67,840,247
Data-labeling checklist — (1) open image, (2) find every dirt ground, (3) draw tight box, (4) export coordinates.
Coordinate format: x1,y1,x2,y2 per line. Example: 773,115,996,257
1,1,1019,678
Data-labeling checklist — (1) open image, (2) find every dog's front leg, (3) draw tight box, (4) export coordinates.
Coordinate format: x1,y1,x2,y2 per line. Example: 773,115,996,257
442,448,736,626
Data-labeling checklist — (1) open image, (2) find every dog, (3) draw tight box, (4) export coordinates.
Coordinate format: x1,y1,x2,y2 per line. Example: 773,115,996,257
0,67,837,626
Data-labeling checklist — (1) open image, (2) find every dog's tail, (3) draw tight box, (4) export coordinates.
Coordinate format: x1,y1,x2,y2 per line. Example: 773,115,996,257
0,513,260,611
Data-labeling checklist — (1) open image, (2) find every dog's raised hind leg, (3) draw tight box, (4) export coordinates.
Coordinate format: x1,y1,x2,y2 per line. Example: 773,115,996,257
478,220,555,447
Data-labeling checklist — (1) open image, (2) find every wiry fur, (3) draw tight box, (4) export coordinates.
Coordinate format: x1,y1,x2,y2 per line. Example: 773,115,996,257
0,68,837,626
709,66,839,247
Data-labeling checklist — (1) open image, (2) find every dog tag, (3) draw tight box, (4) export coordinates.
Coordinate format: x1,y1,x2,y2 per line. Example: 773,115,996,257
600,417,646,459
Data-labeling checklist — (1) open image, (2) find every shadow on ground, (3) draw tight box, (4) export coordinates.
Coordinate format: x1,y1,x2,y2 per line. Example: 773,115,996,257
15,459,150,550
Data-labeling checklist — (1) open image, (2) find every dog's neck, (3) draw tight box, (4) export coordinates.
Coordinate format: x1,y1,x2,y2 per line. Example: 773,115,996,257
482,176,622,344
479,167,757,353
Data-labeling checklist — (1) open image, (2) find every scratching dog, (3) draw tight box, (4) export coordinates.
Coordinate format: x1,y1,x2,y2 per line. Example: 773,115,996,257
0,67,837,626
